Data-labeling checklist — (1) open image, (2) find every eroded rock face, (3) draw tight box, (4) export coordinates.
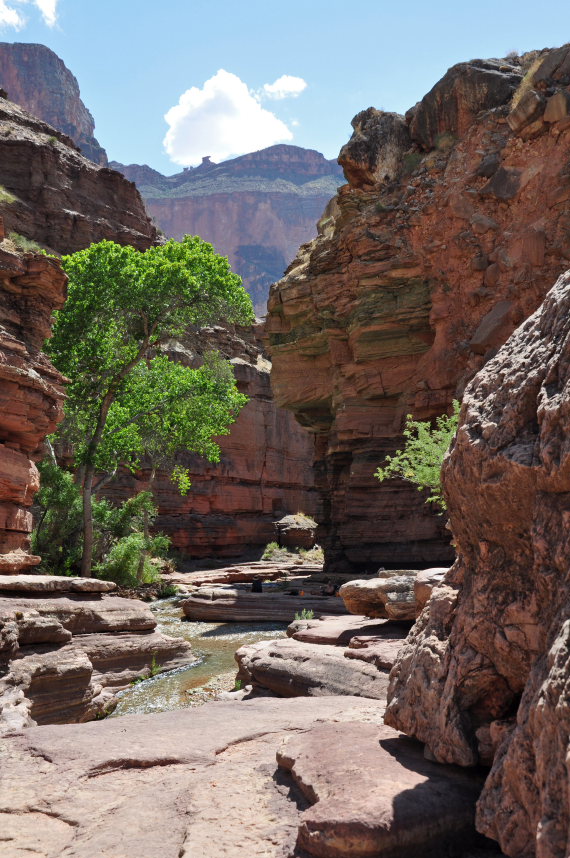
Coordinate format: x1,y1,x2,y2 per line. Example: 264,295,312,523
0,95,156,253
105,324,317,560
0,41,108,164
386,269,570,857
113,145,343,314
0,245,66,569
267,45,570,574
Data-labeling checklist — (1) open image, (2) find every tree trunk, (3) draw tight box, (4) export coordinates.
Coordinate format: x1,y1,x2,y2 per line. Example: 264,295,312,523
80,465,95,578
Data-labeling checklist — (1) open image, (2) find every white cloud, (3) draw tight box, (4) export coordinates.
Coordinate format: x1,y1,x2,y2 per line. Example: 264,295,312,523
0,1,24,27
0,0,59,29
164,69,294,167
263,75,307,100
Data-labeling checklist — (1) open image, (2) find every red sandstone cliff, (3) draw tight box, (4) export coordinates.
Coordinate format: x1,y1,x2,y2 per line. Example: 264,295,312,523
386,268,570,858
0,42,107,165
0,226,67,572
106,324,317,559
0,94,157,253
267,48,570,574
113,145,343,314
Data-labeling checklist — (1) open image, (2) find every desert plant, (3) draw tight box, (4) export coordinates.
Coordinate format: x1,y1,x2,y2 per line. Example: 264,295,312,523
375,401,460,511
8,231,44,252
262,541,280,560
294,608,315,621
0,184,16,204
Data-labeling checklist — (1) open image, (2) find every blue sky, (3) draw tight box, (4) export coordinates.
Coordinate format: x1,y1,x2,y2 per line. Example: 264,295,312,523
2,0,570,174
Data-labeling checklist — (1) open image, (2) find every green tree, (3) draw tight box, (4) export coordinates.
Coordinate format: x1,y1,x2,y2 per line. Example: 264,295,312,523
47,237,254,577
375,401,460,511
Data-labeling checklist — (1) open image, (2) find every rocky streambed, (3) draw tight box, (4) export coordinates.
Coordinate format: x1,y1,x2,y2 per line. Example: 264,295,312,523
111,598,288,715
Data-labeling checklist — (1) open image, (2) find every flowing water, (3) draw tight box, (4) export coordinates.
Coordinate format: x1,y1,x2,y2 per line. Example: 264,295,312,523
110,597,287,717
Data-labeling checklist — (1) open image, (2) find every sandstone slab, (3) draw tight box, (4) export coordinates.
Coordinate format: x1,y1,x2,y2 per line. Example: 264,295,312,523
278,722,487,857
339,570,419,620
287,614,400,645
181,586,347,622
235,637,390,700
0,574,116,593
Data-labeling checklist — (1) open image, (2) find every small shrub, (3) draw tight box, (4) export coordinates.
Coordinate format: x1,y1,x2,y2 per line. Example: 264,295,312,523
48,135,58,145
262,541,280,560
149,654,161,677
401,152,422,177
234,679,243,691
298,545,325,564
294,608,315,621
8,231,44,253
95,531,170,587
155,581,179,599
0,184,17,204
511,56,544,110
375,401,460,511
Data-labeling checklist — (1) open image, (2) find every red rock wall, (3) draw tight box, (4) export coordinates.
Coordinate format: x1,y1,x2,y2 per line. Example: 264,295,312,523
0,95,156,254
267,50,570,574
0,41,107,165
0,236,67,572
386,268,570,858
105,325,317,559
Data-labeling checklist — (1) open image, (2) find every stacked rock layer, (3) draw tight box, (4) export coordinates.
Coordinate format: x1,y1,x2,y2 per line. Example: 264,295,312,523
267,46,570,573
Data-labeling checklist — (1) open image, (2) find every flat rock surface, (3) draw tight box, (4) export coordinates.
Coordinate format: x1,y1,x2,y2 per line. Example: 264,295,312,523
277,722,490,857
0,697,503,858
0,594,156,634
182,586,348,622
0,575,116,593
288,614,410,645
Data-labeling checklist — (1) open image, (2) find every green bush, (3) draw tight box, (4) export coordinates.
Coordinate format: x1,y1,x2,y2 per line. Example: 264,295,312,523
94,532,168,587
294,608,315,621
375,401,460,511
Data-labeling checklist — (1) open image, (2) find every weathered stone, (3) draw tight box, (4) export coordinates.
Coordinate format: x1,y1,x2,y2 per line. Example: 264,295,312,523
507,90,546,133
386,269,570,856
408,59,521,149
287,614,400,645
469,301,513,354
277,722,487,857
235,637,390,700
544,90,570,122
414,566,448,610
338,108,411,187
339,571,419,620
0,42,107,164
0,696,392,858
275,513,317,549
0,574,116,593
181,586,347,622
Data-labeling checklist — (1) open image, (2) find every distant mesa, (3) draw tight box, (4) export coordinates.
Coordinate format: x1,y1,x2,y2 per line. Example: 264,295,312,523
112,144,344,315
0,41,108,165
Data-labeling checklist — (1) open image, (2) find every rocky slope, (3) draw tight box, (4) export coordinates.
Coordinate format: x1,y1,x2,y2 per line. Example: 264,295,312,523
0,94,156,253
105,324,317,560
0,235,67,571
386,267,570,857
267,47,570,573
113,145,343,314
0,42,107,164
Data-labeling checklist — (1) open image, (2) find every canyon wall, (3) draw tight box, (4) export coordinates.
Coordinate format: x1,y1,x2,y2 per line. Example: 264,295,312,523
0,94,156,253
0,225,67,572
0,41,107,165
106,324,317,559
113,145,344,314
386,268,570,858
267,48,570,573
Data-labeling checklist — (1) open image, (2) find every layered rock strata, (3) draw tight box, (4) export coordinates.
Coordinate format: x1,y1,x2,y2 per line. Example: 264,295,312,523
0,243,66,570
181,586,347,623
386,268,570,857
0,574,193,733
0,94,156,253
0,696,496,858
0,42,108,164
267,46,570,573
113,145,343,313
105,324,317,559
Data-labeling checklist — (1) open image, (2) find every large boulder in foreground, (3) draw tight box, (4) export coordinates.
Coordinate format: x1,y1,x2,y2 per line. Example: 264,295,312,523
0,696,497,858
386,269,570,857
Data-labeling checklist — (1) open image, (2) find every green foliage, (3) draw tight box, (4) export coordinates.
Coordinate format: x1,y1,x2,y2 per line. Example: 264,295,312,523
8,231,44,252
375,401,460,511
234,679,243,691
32,460,170,582
156,581,179,599
0,184,16,204
401,152,423,176
150,654,161,677
294,609,315,620
262,541,280,560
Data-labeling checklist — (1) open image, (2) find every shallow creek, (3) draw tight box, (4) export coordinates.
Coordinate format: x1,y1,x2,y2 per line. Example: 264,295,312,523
110,597,287,717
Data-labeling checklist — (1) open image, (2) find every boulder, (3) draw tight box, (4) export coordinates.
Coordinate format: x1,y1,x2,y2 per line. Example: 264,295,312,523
386,269,570,856
414,566,448,610
339,570,419,620
338,108,411,187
